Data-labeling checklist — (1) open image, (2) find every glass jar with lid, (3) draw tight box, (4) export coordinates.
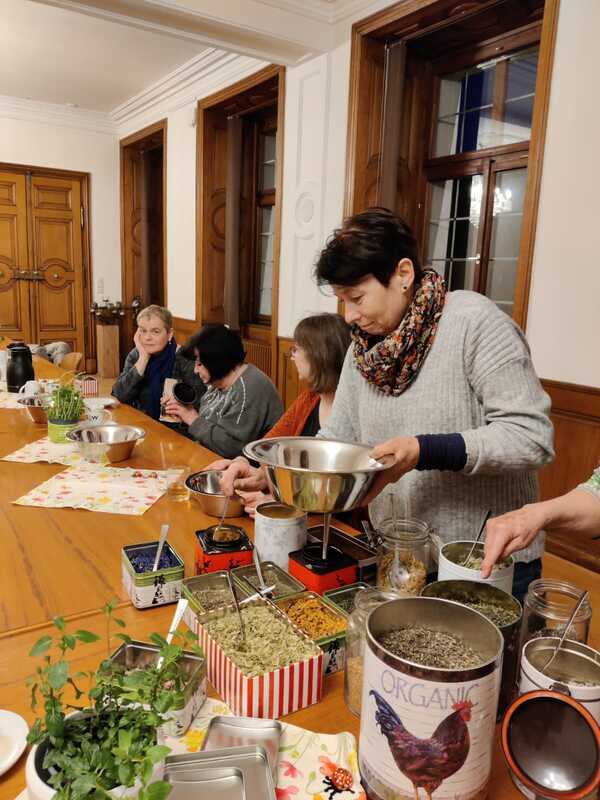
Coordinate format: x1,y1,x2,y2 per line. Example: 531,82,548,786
520,578,592,651
344,588,401,716
375,518,430,595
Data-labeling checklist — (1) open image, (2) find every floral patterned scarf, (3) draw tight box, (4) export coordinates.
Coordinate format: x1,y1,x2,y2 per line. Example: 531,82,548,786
352,268,446,396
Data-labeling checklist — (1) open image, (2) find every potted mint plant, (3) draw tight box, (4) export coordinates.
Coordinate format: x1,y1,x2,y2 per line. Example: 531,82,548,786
46,384,84,444
25,603,202,800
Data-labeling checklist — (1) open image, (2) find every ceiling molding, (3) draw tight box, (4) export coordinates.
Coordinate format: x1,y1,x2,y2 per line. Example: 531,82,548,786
0,94,117,135
31,0,318,65
112,51,268,129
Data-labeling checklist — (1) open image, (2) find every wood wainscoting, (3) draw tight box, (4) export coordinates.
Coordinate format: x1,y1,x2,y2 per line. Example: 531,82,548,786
172,316,197,347
540,379,600,571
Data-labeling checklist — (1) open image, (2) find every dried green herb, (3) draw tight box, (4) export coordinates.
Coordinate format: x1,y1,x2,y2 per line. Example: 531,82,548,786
192,587,238,613
457,597,519,628
459,554,511,571
378,625,484,669
204,605,319,675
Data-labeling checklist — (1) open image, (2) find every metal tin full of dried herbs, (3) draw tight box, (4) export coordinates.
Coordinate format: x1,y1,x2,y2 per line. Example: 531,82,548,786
422,579,523,717
232,560,305,599
276,591,347,675
121,541,184,609
182,572,252,633
323,582,371,616
198,598,323,718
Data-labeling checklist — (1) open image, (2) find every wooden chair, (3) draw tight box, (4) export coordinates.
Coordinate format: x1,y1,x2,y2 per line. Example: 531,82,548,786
60,352,83,372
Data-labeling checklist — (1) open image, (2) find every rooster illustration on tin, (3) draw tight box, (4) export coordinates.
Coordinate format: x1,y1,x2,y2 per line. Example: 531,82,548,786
370,690,473,800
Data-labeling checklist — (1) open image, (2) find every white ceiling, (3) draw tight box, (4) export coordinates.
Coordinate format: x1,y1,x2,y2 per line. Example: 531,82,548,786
0,0,209,112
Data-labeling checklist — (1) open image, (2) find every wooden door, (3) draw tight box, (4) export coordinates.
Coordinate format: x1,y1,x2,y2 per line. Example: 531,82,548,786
29,175,85,354
0,170,32,340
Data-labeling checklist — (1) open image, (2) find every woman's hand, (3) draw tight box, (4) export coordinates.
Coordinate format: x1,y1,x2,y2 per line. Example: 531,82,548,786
219,459,269,497
360,436,420,505
204,458,233,471
164,397,199,426
236,490,274,517
480,504,547,577
133,329,150,374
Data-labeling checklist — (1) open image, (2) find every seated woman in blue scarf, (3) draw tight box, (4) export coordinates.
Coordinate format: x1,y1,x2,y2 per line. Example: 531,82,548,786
112,305,205,420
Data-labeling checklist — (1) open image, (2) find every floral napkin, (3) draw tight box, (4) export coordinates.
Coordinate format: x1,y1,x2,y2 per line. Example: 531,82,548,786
13,463,167,515
163,697,366,800
2,436,88,466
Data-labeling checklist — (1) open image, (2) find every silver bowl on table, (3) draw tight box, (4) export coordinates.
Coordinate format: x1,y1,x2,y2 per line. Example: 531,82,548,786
17,396,48,424
243,437,395,514
186,470,244,517
66,423,145,463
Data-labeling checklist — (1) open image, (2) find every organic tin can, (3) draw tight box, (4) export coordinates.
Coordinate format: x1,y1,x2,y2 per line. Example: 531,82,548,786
254,502,307,570
359,596,503,800
520,637,600,726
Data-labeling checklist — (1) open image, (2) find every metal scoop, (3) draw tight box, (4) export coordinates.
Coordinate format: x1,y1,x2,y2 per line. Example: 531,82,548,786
156,597,188,669
252,547,273,598
388,495,410,588
212,496,230,541
541,590,589,673
152,523,169,572
226,570,246,649
461,509,492,567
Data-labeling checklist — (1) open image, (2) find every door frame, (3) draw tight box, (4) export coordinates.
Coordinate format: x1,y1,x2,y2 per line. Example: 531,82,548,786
119,117,168,306
0,161,95,371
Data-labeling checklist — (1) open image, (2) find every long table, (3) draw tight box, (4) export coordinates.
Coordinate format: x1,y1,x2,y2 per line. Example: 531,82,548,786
1,345,598,800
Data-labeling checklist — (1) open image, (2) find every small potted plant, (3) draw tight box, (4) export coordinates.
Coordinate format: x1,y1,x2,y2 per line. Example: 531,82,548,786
46,384,85,443
25,602,203,800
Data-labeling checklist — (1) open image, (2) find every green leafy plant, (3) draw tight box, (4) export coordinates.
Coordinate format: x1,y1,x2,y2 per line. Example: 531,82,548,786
27,601,201,800
45,384,84,422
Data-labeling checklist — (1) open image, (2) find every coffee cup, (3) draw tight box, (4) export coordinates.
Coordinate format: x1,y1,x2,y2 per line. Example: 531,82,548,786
172,381,196,406
84,401,111,424
18,380,40,396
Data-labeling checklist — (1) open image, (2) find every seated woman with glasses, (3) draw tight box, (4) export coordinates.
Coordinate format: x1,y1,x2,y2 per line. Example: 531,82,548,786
112,304,205,420
164,324,283,459
212,313,351,514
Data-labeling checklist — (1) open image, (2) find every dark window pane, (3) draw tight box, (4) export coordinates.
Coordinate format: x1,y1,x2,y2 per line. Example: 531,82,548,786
506,49,538,101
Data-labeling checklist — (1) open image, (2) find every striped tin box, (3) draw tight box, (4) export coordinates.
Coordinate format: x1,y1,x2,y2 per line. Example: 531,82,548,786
75,375,98,397
197,600,324,718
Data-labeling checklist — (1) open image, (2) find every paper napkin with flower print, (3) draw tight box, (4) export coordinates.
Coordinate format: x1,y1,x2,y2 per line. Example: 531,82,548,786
3,436,90,466
13,463,167,515
163,697,365,800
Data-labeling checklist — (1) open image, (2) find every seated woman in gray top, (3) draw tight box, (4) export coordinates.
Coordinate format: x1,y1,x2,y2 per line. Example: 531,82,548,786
314,208,554,601
112,305,205,420
165,324,283,459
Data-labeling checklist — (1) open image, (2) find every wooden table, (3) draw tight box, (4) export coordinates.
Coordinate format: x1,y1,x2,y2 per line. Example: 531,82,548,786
1,345,598,800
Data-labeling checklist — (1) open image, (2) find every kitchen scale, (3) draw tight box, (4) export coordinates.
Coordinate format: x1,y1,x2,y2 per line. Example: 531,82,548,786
194,524,253,574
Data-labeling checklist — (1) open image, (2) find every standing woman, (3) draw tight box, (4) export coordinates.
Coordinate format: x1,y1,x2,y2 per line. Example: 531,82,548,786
112,305,204,419
315,208,554,600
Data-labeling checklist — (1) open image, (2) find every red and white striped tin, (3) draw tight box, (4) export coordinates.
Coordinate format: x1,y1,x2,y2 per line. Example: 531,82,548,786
198,614,323,719
75,375,98,397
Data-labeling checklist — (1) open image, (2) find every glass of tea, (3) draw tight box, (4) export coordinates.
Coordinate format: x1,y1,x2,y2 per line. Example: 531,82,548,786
165,465,191,502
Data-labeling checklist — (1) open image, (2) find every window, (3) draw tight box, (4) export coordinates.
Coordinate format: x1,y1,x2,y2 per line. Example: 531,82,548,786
423,42,539,315
255,128,276,320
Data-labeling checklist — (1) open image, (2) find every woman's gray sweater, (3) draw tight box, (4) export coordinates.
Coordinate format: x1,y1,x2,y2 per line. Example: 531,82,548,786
320,291,554,563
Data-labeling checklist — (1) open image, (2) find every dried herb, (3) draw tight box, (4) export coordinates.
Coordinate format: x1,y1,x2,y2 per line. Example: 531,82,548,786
204,605,319,676
458,554,511,571
242,565,299,598
377,625,484,669
280,597,346,640
191,587,239,613
345,655,364,714
377,551,426,595
454,597,519,628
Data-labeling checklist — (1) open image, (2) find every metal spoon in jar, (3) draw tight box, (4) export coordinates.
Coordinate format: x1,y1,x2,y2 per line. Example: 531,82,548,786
152,523,170,572
541,590,589,673
252,547,271,598
388,495,410,588
156,597,188,670
213,496,230,539
226,569,246,649
461,509,492,567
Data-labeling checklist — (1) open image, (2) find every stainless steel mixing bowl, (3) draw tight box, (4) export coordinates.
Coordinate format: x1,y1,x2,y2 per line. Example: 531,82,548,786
17,396,48,424
66,423,145,463
243,436,395,513
186,470,244,517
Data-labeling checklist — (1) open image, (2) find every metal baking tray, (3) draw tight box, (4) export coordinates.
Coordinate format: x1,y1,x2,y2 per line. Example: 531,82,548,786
166,745,275,800
166,766,245,800
202,715,282,778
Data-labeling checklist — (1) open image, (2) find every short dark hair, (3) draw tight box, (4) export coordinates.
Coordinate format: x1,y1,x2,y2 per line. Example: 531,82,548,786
293,313,351,394
183,324,245,381
315,207,423,288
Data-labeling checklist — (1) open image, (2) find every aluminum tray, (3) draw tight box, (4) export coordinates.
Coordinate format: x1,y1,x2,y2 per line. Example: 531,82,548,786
202,716,282,777
166,745,275,800
166,766,245,800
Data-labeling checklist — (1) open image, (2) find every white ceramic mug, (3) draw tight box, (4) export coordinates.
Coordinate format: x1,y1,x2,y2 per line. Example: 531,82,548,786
84,401,111,424
19,380,40,396
39,378,60,395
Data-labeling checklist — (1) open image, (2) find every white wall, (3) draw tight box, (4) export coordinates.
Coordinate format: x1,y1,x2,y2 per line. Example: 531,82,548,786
0,114,121,301
525,0,600,387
